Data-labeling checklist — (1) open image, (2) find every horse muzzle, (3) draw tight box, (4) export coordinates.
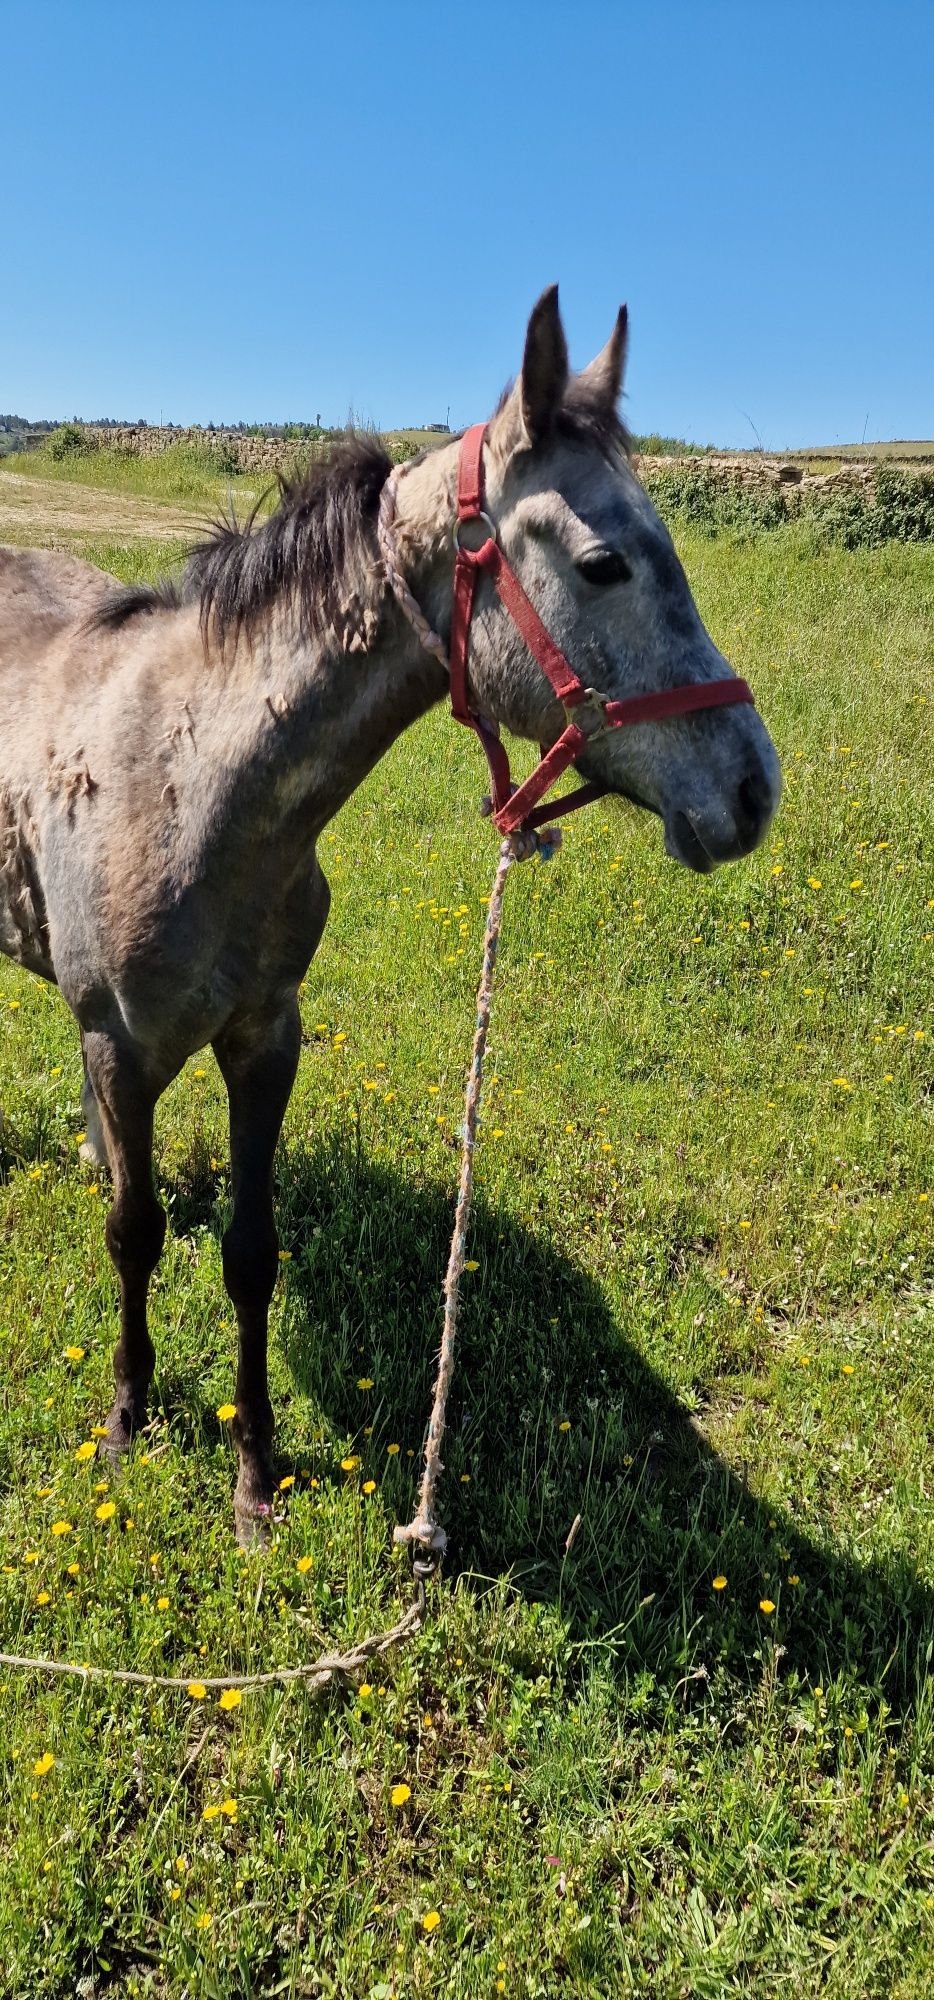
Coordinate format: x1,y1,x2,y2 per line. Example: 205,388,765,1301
663,736,782,872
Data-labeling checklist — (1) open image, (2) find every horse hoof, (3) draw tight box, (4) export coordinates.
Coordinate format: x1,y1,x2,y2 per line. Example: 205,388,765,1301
79,1137,108,1170
234,1498,273,1550
98,1400,145,1460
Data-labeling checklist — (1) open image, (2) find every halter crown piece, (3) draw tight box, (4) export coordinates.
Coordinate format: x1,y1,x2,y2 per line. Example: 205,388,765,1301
378,423,755,837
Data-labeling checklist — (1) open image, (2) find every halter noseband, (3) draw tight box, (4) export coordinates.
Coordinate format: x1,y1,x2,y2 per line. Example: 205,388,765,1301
380,421,755,838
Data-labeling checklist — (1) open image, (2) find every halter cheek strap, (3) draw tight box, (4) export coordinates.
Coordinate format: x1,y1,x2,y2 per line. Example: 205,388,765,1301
384,421,756,838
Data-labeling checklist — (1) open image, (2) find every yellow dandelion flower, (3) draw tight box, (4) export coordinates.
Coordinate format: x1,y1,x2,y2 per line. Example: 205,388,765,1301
356,1377,374,1390
95,1501,116,1522
216,1403,236,1422
296,1555,313,1574
36,1590,51,1606
279,1474,295,1490
759,1598,776,1615
558,1419,571,1432
358,1682,373,1698
66,1561,79,1575
195,1911,213,1930
807,877,822,890
64,1346,85,1363
74,1442,96,1464
341,1455,361,1472
463,1260,479,1272
386,1442,400,1456
390,1782,411,1807
218,1688,242,1711
203,1803,221,1821
362,1479,376,1494
788,1574,800,1586
841,1363,855,1376
33,1751,55,1777
422,1910,441,1933
220,1797,238,1818
712,1576,727,1591
187,1683,207,1700
50,1521,72,1537
157,1596,169,1611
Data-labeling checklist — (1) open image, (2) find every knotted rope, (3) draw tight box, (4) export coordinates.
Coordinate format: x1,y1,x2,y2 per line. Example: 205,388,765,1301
0,1599,422,1695
0,825,555,1697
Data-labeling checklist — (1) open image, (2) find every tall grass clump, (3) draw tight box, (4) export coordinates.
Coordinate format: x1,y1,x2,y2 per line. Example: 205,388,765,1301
46,423,92,461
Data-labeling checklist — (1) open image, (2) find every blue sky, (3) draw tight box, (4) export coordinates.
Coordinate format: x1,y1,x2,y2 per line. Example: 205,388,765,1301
4,0,932,447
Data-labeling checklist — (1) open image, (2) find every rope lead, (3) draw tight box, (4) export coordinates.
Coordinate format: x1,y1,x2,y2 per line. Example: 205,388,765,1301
394,826,559,1569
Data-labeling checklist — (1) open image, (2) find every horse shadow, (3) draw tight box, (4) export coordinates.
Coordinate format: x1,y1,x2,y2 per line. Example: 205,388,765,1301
200,1127,934,1715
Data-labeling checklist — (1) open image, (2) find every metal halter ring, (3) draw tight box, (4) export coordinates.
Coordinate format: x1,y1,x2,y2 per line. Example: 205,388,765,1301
564,687,612,737
453,509,498,553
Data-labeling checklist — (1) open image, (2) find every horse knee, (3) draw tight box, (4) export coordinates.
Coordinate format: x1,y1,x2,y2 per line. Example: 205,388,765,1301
222,1214,279,1317
106,1192,166,1281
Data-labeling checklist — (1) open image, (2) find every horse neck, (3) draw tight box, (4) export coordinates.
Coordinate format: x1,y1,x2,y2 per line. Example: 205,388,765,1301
218,620,445,843
237,447,461,833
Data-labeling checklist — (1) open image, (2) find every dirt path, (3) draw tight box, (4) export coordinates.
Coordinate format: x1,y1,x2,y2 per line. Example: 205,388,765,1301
0,469,204,546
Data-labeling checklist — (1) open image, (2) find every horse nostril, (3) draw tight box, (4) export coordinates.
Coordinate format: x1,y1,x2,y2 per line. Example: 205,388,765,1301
738,770,766,831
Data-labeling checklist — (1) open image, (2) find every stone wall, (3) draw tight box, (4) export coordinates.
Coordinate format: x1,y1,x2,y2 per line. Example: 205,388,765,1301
636,452,879,502
82,426,327,472
79,427,931,521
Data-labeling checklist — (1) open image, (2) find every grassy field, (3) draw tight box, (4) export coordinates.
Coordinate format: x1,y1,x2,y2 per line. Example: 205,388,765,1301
0,462,932,1998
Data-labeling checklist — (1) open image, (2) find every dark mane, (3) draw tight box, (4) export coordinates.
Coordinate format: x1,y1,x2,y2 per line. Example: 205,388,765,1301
90,575,182,632
188,433,391,644
558,394,633,459
493,381,633,460
88,433,391,642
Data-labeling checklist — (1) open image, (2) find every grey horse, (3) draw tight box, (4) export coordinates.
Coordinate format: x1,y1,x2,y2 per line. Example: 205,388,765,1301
0,288,781,1538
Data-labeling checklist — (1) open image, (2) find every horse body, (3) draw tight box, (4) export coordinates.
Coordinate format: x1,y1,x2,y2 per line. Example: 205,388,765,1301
0,542,443,1066
0,290,781,1538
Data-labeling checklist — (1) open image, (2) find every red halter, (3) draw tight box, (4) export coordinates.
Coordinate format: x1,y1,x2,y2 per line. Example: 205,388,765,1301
448,423,755,836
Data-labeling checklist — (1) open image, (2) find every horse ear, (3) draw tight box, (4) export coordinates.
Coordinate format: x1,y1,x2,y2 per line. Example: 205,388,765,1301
519,284,569,443
576,303,629,412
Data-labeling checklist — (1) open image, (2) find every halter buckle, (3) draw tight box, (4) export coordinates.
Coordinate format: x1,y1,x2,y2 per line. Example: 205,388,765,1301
564,687,611,737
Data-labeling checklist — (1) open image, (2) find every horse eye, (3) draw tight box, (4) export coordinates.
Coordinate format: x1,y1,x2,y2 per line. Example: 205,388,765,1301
575,549,632,586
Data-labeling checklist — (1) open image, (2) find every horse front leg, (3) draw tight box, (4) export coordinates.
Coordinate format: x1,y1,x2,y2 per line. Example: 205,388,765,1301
78,1031,109,1170
213,1001,301,1545
81,1032,166,1454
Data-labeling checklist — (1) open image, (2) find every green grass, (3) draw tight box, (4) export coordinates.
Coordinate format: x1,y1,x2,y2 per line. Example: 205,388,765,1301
1,442,269,512
0,508,933,1997
1,429,440,514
